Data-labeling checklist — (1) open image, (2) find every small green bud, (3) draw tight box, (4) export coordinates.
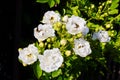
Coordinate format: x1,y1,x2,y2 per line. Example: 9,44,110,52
56,22,62,27
108,30,116,37
18,48,22,51
39,41,44,47
51,37,56,42
65,50,71,57
91,4,95,9
107,0,112,4
62,25,66,29
60,39,67,46
48,44,51,49
68,38,74,42
105,24,111,29
104,13,108,17
85,6,87,9
47,38,51,42
45,42,47,46
77,33,82,38
22,63,27,67
99,6,102,9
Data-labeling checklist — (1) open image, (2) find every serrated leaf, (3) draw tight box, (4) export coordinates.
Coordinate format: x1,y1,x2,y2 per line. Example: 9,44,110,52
33,61,42,79
108,9,118,15
36,0,48,3
48,0,55,8
52,69,62,78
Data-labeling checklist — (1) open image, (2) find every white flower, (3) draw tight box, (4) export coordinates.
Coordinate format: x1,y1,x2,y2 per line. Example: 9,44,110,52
34,24,55,41
38,48,63,73
42,11,61,24
92,30,111,42
73,38,92,57
18,44,39,65
66,15,89,35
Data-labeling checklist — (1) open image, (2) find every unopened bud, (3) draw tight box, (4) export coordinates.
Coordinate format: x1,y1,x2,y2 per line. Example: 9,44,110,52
39,41,44,47
18,48,22,51
62,15,68,22
68,38,74,42
51,37,56,42
62,25,66,29
91,4,95,9
60,39,67,46
48,44,51,49
107,0,112,4
22,63,27,67
56,22,62,27
105,24,111,29
47,38,51,42
77,33,82,38
65,50,71,56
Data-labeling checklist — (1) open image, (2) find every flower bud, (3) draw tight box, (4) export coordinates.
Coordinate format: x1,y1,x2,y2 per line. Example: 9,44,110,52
107,0,112,4
56,22,62,27
47,38,51,42
60,39,67,46
99,6,102,9
62,25,66,29
39,41,44,47
68,38,74,42
65,50,71,57
48,44,51,49
51,37,56,42
18,48,22,51
105,24,111,29
91,4,95,9
77,33,82,38
62,15,68,22
22,63,27,67
45,42,47,46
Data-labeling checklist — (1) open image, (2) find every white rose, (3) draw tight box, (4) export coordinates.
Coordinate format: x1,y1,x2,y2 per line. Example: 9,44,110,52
38,48,63,73
18,44,39,65
92,30,111,42
66,15,89,35
73,38,92,57
42,11,61,24
34,24,55,41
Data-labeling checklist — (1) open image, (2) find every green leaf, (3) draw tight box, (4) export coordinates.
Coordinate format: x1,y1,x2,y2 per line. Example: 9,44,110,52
36,0,48,3
52,69,62,78
48,0,55,8
112,0,119,3
57,76,62,80
33,61,42,79
110,3,119,10
55,0,60,4
110,0,119,9
108,9,118,15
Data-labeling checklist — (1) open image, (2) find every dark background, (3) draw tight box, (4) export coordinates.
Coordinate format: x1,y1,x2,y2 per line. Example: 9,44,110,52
0,0,120,80
0,0,49,80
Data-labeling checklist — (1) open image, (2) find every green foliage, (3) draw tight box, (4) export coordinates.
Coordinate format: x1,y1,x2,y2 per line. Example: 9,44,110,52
52,69,62,78
33,61,42,79
19,0,120,80
36,0,60,8
36,0,48,3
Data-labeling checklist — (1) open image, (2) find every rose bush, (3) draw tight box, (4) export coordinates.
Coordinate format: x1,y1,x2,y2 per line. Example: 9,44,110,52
18,0,120,80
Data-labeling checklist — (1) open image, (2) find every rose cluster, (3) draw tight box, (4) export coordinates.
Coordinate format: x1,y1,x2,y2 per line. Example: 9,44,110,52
18,11,111,73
